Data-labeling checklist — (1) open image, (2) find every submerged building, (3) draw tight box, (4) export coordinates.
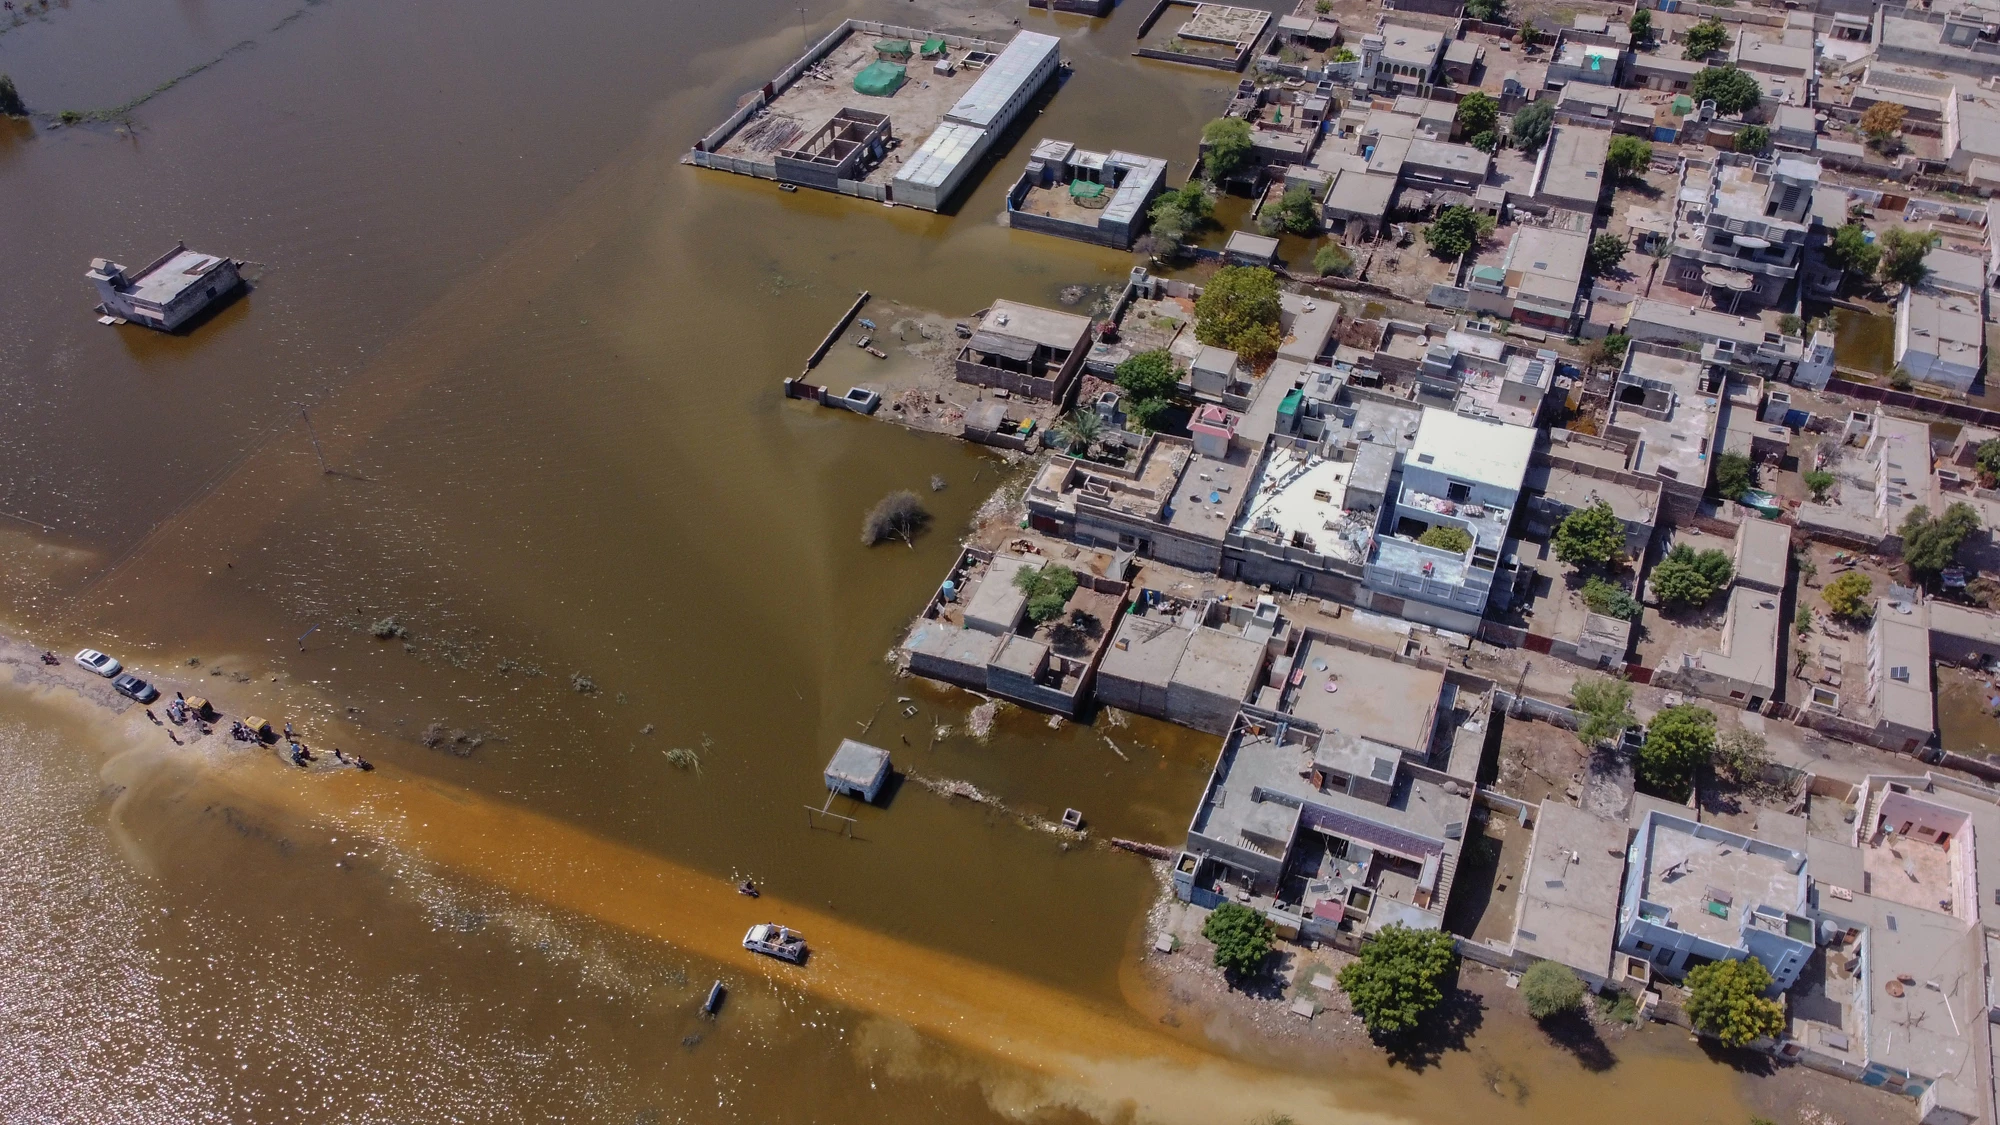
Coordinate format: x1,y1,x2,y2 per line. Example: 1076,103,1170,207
87,243,242,331
1005,140,1169,249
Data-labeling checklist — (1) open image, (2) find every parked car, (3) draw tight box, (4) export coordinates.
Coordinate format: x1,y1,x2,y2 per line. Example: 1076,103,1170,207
74,648,122,677
112,674,159,704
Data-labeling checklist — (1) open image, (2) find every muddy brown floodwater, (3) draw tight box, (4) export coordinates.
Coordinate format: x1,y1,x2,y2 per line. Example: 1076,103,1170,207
0,1,1894,1122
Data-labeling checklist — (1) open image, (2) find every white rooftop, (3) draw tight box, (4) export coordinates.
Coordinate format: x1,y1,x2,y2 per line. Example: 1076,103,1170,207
1406,407,1535,490
946,31,1059,130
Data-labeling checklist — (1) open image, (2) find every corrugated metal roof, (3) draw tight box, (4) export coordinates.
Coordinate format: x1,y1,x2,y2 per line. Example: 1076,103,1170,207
894,121,986,189
946,30,1060,130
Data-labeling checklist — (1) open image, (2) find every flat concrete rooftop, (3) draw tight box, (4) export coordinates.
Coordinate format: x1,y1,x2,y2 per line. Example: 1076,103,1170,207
1636,813,1804,947
1283,637,1442,753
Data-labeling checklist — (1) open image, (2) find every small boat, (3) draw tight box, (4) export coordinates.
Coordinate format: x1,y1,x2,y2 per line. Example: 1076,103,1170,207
855,334,872,348
737,879,760,898
864,346,888,359
743,923,808,964
778,183,798,192
703,980,727,1015
856,318,876,330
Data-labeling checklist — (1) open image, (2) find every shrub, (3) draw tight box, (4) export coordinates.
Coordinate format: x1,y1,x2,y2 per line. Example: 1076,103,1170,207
861,490,931,547
1521,961,1586,1020
0,75,24,118
1605,135,1652,178
1587,233,1629,275
1115,348,1180,400
1337,924,1458,1037
1202,902,1274,977
1455,91,1498,138
1801,469,1834,501
1713,450,1756,500
1878,227,1933,288
1201,117,1255,182
1555,500,1626,568
1572,676,1636,747
1733,125,1769,154
1273,182,1319,234
1651,543,1734,609
1685,957,1786,1048
1715,728,1770,786
1013,564,1080,625
1823,571,1873,619
1690,66,1761,115
1425,205,1490,259
1682,18,1731,60
1509,100,1554,151
1147,182,1212,260
1826,223,1880,278
1639,703,1716,798
1314,242,1354,277
1417,525,1473,553
1602,332,1630,360
1901,502,1980,579
1465,0,1504,20
1194,267,1283,362
1582,575,1641,621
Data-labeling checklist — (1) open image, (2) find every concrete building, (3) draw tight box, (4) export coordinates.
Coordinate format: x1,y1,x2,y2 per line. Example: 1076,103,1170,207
1095,596,1280,734
1622,298,1827,386
1467,225,1591,333
86,243,242,331
955,299,1094,401
1511,802,1629,989
1006,141,1169,250
1027,432,1251,574
1546,34,1624,88
1532,125,1611,215
1665,155,1821,311
1734,517,1792,596
1894,288,1984,394
892,31,1062,210
1224,230,1281,266
1875,6,2000,78
1401,138,1490,189
1617,810,1814,991
1630,52,1702,93
824,739,892,803
1361,408,1535,633
1603,345,1723,520
1866,603,1937,755
1796,413,1938,554
1360,24,1447,95
1323,170,1400,242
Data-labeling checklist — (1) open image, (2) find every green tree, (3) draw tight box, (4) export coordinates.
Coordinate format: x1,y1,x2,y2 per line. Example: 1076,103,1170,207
1555,500,1626,567
0,75,24,118
1588,233,1630,275
1860,101,1906,147
1193,267,1283,362
1013,563,1081,625
1051,408,1103,454
1685,957,1786,1048
1713,450,1756,500
1455,91,1499,138
1468,129,1498,153
1424,205,1489,259
1690,66,1761,115
1466,0,1505,21
1823,571,1874,619
1582,575,1641,620
1147,182,1213,259
1418,525,1473,553
1201,902,1275,978
1509,100,1554,151
1878,227,1933,287
1115,349,1180,401
1651,543,1734,610
1517,19,1539,47
1682,18,1731,60
1639,703,1716,798
1602,332,1630,360
1628,9,1652,43
1826,222,1880,278
1606,135,1653,178
1977,439,2000,479
1802,469,1836,501
1314,241,1354,277
1201,116,1255,183
1901,502,1981,579
1733,125,1770,154
1571,675,1637,747
1124,395,1169,432
1521,961,1586,1020
1273,183,1319,234
1337,924,1459,1037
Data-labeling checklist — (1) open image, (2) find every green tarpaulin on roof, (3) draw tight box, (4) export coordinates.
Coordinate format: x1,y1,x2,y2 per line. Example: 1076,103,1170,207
875,38,912,56
853,61,907,97
1068,180,1107,199
921,37,946,56
1671,95,1694,114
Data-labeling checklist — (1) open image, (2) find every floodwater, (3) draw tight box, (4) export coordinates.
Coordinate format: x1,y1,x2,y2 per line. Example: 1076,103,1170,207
1830,306,1895,377
0,1,1837,1121
1937,664,2000,758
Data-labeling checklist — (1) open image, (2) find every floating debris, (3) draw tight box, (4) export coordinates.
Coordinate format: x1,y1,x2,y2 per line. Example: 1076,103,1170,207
665,746,701,772
967,701,998,739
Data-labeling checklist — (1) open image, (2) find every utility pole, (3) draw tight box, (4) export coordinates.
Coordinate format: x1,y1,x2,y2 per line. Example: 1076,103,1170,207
300,409,330,475
798,6,810,53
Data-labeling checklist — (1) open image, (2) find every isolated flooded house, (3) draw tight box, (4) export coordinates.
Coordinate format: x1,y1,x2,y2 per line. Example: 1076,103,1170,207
87,243,241,331
1005,140,1169,250
955,300,1094,401
1095,594,1281,735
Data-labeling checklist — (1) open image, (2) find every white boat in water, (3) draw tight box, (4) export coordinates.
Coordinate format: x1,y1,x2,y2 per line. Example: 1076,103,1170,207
743,923,807,963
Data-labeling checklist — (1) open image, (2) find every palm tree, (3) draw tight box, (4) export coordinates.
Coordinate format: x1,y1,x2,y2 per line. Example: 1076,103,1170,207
1053,408,1103,455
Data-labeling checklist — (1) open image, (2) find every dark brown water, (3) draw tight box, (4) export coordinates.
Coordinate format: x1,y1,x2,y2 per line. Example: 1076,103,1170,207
0,2,1858,1121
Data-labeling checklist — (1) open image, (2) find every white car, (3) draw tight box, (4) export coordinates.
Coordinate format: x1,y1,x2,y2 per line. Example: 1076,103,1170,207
74,648,122,678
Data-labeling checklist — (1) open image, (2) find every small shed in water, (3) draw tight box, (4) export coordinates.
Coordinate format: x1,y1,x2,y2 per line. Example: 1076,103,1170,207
824,739,892,803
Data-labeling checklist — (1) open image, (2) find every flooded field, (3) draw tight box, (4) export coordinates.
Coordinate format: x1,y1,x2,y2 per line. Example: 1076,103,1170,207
0,0,1900,1121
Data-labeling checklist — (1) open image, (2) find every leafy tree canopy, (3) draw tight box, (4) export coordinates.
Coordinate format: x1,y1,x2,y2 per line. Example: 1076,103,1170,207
1274,183,1319,235
1802,469,1836,502
1418,525,1473,553
1455,91,1499,138
1686,957,1786,1048
1582,575,1641,621
1588,233,1629,275
1977,439,2000,478
1555,500,1625,568
1827,222,1880,277
1683,18,1731,60
1194,267,1283,362
1424,205,1491,260
1202,902,1275,978
1509,100,1554,151
1465,0,1504,21
1823,571,1874,620
1690,66,1761,115
1201,117,1255,182
1901,502,1981,579
1639,703,1716,798
1652,543,1733,610
1115,349,1180,401
1337,924,1458,1037
1314,241,1354,277
1522,961,1586,1020
1713,450,1756,501
1878,227,1933,287
1572,676,1636,747
1628,9,1652,42
1860,101,1906,140
1013,563,1081,625
1605,135,1652,178
1733,125,1769,154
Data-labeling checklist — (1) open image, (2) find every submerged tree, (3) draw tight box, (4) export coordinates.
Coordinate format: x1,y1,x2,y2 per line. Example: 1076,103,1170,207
861,490,930,547
0,75,24,118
